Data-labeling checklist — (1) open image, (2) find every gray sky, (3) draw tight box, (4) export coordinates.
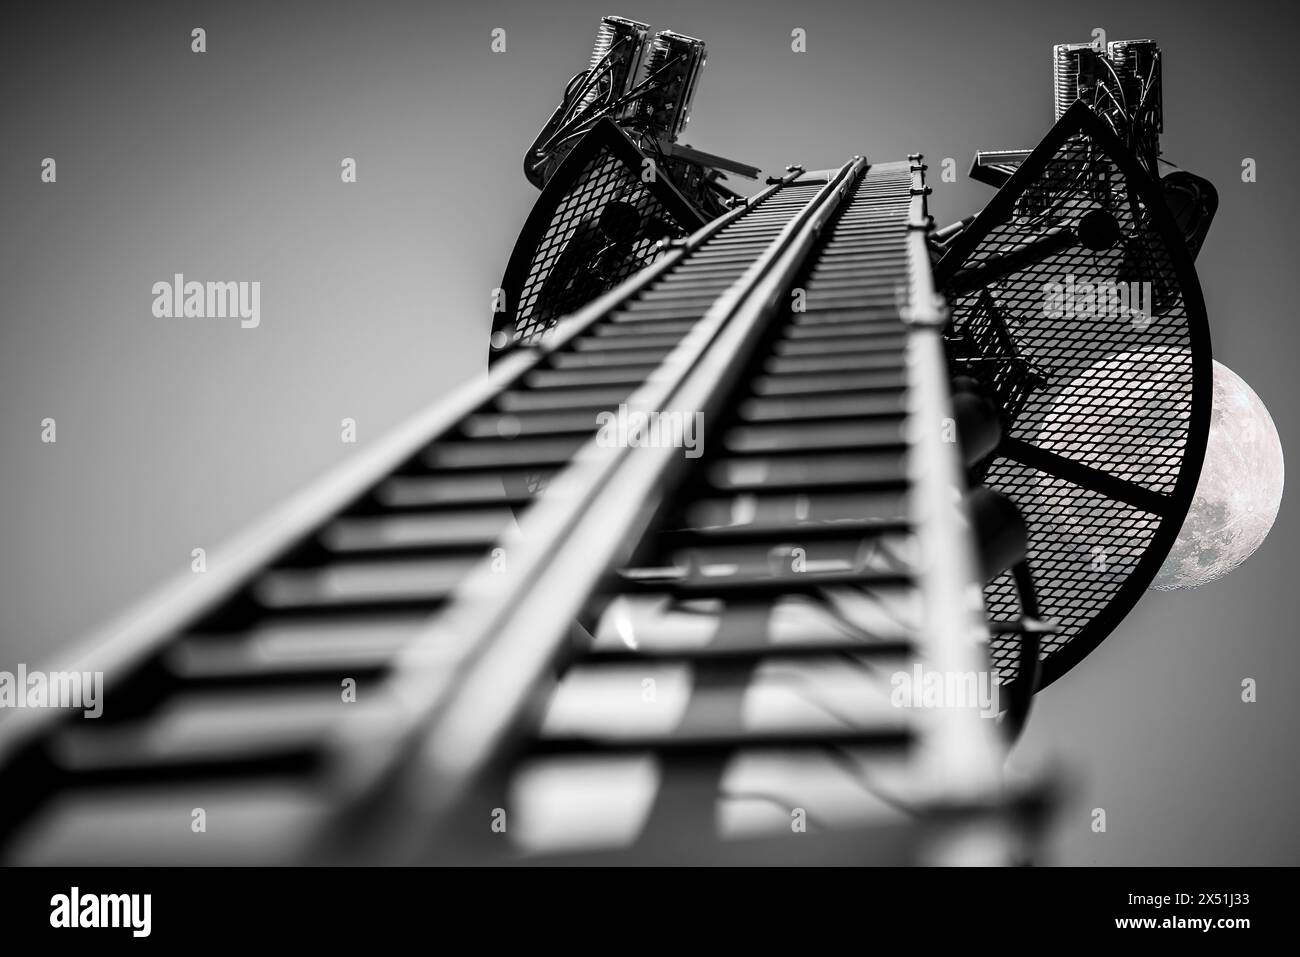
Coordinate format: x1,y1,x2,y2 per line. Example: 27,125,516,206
2,0,1296,863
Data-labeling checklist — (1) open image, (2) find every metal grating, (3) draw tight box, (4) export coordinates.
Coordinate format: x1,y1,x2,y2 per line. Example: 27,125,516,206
939,103,1211,689
513,151,675,344
946,289,1048,427
982,467,1159,680
495,119,706,355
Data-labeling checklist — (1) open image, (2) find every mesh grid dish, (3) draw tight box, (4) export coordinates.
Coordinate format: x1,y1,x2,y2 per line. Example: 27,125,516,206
939,103,1211,687
496,119,706,354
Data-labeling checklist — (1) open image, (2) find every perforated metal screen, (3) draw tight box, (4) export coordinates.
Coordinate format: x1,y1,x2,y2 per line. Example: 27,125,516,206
940,104,1211,687
495,120,706,353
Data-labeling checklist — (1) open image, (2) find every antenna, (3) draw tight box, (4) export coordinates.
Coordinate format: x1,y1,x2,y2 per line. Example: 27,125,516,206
503,18,760,357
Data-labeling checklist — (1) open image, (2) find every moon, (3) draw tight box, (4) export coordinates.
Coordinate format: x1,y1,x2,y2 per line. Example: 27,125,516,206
1152,360,1284,589
1028,350,1283,590
1028,347,1191,580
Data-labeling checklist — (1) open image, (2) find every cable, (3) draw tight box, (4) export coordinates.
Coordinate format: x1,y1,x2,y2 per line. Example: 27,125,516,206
603,51,687,116
536,36,635,155
1099,55,1129,119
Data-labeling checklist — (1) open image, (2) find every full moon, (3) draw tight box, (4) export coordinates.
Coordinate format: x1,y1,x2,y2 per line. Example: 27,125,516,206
1152,360,1284,589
